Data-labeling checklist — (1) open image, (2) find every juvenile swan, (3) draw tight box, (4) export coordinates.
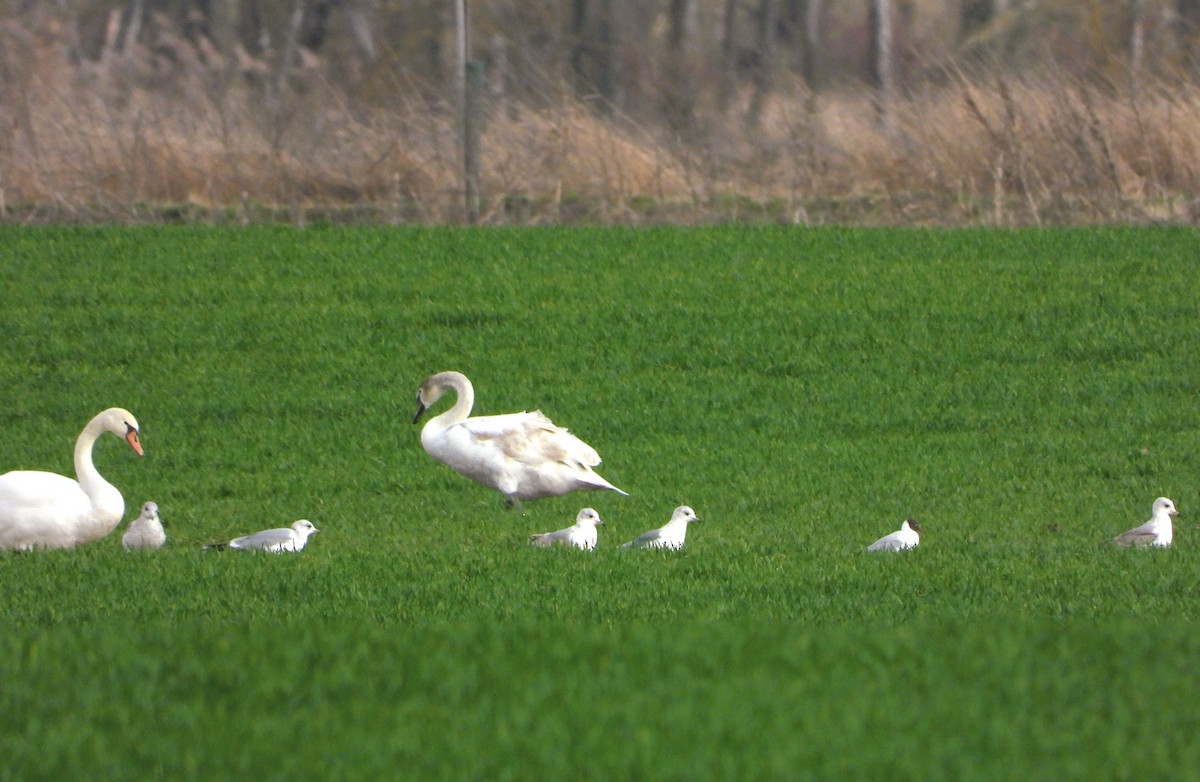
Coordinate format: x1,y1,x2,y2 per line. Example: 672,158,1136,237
0,407,144,550
620,506,701,550
1113,497,1178,548
866,518,922,552
530,508,605,550
413,371,627,508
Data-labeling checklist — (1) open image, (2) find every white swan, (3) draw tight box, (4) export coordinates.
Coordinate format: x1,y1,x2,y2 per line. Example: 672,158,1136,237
122,501,166,551
1113,497,1178,548
0,407,143,550
413,371,627,508
530,508,605,550
620,506,701,550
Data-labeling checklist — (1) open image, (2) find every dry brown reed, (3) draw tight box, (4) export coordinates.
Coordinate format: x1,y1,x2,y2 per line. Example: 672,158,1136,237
3,24,1200,226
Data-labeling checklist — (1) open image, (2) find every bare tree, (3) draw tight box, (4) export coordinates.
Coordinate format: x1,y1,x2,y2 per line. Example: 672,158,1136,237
746,0,776,128
779,0,820,91
868,0,895,134
802,0,821,91
1131,0,1146,86
1181,0,1200,74
719,0,738,112
569,0,619,109
960,0,1012,40
663,0,696,131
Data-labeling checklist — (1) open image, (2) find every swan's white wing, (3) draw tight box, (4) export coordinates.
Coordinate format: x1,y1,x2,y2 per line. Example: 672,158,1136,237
459,411,603,469
0,471,89,514
230,528,295,550
457,412,545,439
525,427,603,469
0,471,93,549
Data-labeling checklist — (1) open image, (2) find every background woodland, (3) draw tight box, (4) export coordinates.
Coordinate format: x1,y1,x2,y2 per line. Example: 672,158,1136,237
3,0,1200,224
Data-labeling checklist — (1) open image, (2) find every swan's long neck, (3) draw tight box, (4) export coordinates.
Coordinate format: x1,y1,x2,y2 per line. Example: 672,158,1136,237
74,417,118,508
436,374,475,425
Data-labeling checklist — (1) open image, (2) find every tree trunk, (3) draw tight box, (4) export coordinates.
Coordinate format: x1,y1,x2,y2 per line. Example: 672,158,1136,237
801,0,821,91
663,0,696,131
205,0,240,60
342,0,377,60
960,0,993,41
1130,0,1145,87
1180,0,1200,74
718,0,738,112
120,0,146,54
594,0,618,108
868,0,895,134
746,0,776,128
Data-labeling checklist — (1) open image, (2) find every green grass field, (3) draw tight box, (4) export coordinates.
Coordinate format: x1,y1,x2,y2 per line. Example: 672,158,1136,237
1,226,1199,779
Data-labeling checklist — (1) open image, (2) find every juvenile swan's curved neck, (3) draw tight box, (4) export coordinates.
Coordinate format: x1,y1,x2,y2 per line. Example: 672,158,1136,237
431,371,476,425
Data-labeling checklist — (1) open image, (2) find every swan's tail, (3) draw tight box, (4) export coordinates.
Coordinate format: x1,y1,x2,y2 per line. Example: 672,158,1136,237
590,472,629,496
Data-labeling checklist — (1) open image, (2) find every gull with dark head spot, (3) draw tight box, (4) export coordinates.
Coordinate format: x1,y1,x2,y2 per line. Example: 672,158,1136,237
620,506,700,550
866,518,922,552
530,508,605,551
122,501,166,550
1113,497,1178,548
205,520,320,553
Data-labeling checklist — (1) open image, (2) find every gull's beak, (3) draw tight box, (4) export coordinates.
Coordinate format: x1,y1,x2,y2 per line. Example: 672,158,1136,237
412,402,427,425
126,429,144,456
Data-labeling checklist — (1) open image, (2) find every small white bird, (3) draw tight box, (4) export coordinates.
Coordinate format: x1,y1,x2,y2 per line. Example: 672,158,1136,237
530,508,605,551
620,506,701,550
121,501,166,550
413,371,627,510
866,518,922,552
1113,497,1178,548
206,520,320,553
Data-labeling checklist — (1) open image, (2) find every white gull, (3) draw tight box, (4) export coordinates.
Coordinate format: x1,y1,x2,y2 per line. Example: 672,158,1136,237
206,520,320,553
122,501,166,550
866,519,922,552
530,508,605,551
620,506,700,550
1113,497,1178,548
